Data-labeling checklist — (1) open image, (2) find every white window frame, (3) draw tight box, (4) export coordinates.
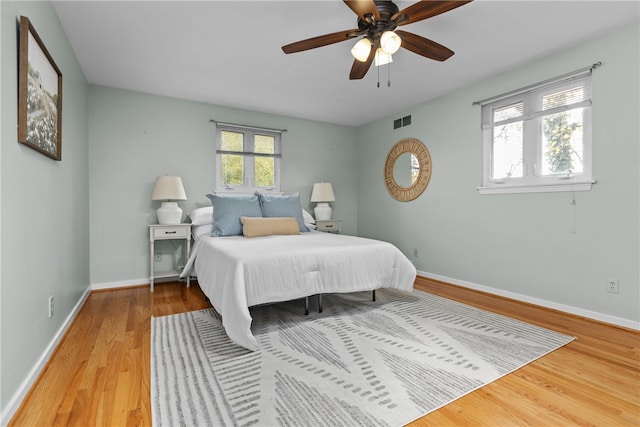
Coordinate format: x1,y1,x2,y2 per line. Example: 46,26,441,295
215,123,282,194
477,69,596,195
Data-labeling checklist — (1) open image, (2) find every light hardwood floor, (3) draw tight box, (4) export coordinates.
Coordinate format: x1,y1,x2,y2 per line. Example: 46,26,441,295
9,277,640,426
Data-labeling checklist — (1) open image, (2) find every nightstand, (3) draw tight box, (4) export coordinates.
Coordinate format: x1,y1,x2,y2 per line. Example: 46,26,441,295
148,224,191,292
315,219,341,234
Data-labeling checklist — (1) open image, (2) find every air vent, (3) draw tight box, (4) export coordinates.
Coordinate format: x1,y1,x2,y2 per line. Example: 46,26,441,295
393,115,412,129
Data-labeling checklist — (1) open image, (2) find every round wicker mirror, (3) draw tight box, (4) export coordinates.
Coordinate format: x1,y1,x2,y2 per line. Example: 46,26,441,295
384,138,432,202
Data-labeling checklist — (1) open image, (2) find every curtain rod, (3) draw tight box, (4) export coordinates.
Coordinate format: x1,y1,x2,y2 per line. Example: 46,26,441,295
209,119,287,133
472,61,602,106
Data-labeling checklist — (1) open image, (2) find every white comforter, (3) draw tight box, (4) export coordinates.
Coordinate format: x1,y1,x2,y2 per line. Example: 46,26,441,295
181,232,416,350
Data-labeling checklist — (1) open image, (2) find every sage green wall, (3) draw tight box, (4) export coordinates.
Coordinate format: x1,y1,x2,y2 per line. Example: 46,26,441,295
356,23,639,323
88,86,357,285
1,0,89,415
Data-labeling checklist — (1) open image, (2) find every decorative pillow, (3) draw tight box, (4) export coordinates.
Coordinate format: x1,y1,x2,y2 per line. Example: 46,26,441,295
240,216,300,238
188,206,214,226
257,193,309,232
302,209,316,230
192,223,214,240
207,194,263,236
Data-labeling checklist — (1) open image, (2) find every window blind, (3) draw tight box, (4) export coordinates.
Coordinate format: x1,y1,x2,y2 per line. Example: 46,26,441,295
481,73,592,129
476,62,599,129
214,121,283,158
216,150,281,159
210,119,287,134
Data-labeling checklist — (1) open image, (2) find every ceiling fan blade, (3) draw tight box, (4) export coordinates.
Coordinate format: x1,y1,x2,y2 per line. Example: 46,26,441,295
396,30,454,61
392,1,473,25
343,0,380,22
349,39,378,80
282,29,360,54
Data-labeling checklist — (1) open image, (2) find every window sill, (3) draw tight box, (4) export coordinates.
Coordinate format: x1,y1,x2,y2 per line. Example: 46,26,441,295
477,180,595,195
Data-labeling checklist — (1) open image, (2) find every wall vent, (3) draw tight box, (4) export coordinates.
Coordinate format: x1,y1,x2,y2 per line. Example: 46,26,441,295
393,115,412,129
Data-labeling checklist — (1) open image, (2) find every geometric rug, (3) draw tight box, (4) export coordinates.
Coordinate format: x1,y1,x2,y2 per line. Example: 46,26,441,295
151,288,574,427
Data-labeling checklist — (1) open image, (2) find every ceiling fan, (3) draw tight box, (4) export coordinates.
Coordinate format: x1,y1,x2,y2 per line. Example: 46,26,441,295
281,0,473,80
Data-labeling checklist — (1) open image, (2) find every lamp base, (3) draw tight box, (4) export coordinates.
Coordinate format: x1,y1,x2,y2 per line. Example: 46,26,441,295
314,202,332,221
157,201,183,225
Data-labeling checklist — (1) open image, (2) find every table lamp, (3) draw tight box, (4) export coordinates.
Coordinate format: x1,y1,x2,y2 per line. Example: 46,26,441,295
151,176,187,224
310,182,335,221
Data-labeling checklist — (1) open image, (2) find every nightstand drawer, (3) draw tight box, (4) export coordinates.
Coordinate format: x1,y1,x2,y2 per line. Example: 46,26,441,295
316,220,341,233
152,226,189,240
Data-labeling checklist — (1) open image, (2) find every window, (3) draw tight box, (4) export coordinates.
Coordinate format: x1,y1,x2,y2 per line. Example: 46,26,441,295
479,71,594,194
215,123,282,193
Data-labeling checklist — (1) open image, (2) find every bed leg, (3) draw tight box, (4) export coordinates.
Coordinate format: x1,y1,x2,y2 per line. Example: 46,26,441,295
372,290,376,301
318,294,323,313
305,296,309,315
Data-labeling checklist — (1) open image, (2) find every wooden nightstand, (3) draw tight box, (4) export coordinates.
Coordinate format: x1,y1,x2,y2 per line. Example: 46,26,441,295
315,219,341,234
148,224,191,292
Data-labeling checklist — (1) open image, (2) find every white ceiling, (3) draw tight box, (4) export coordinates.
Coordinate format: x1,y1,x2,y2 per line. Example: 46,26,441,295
52,1,639,127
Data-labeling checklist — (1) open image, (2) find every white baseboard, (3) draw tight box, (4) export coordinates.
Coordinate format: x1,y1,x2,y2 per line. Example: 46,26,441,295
91,277,149,291
90,277,186,291
1,285,92,426
417,270,640,331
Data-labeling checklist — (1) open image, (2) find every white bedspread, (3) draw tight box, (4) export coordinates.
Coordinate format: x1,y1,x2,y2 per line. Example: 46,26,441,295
181,232,416,350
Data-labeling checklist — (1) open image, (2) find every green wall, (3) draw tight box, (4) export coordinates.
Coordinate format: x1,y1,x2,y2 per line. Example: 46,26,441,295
356,23,639,325
88,86,357,286
1,0,89,416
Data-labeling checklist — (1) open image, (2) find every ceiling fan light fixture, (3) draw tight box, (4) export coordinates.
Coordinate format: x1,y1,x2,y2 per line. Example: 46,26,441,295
281,0,474,81
351,38,372,62
374,49,393,67
380,31,401,55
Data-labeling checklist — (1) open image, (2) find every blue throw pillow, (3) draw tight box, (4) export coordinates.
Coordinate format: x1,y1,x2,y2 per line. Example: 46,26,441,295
206,194,263,236
257,193,309,232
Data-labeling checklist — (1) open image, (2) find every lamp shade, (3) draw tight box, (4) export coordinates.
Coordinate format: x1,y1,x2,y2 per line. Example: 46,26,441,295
310,182,335,203
151,176,187,201
351,38,372,62
380,31,401,55
374,49,393,67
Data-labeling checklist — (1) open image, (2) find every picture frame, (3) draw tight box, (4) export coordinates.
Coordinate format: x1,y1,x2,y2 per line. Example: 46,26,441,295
18,16,63,161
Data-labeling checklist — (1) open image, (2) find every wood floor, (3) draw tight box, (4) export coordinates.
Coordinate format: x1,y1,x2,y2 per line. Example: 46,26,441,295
9,277,640,426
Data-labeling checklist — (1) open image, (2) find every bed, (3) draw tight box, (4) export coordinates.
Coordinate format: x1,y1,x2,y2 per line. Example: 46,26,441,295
180,231,416,351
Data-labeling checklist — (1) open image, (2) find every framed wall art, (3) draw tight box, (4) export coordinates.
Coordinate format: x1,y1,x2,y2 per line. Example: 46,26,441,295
18,16,63,161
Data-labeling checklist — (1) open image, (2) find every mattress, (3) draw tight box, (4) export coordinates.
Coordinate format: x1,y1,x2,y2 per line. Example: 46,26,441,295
181,231,416,350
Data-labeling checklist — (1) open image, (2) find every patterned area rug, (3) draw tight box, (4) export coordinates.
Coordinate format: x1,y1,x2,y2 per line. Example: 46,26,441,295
151,289,574,427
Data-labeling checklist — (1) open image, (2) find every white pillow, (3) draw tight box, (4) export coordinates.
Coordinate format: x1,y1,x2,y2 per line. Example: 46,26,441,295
302,209,316,230
188,206,214,226
192,224,214,239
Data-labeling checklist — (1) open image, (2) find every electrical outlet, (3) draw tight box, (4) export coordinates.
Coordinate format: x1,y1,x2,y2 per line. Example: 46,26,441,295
155,254,173,272
48,296,54,318
413,248,419,258
607,278,619,294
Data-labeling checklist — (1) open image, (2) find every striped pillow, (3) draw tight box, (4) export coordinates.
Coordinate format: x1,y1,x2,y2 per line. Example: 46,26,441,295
240,216,300,238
